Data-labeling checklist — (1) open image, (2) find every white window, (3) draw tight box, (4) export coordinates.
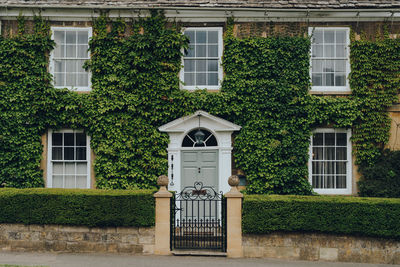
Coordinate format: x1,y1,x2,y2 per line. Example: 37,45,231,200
50,27,92,91
309,128,352,194
47,129,91,189
309,28,350,92
180,27,223,90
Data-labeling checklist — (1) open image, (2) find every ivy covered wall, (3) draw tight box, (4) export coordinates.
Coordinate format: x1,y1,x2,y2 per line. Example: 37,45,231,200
0,12,399,194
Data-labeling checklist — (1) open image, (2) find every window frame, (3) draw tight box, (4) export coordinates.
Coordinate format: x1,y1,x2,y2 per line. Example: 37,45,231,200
50,27,92,92
47,129,91,189
180,27,223,91
309,27,351,92
308,128,352,195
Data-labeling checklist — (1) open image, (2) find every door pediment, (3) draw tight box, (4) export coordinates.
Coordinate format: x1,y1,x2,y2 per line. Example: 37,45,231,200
158,110,241,133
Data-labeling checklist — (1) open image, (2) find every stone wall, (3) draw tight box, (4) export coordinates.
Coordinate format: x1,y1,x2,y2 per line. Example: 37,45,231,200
0,224,154,254
243,232,400,264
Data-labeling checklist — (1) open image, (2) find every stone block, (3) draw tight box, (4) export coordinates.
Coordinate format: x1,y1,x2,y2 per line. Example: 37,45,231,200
264,247,300,259
44,225,60,232
139,235,155,245
91,227,116,233
59,226,90,233
8,232,21,240
66,241,107,253
143,244,154,255
299,247,319,261
243,246,264,258
121,234,139,244
29,225,44,232
320,247,339,261
102,233,121,243
29,232,41,242
44,240,67,252
117,227,139,234
139,227,154,237
106,243,118,253
117,243,143,254
66,232,85,242
83,232,101,242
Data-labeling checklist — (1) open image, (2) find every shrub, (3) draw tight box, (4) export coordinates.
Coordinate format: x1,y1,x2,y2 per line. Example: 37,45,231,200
0,188,155,227
358,150,400,198
242,194,400,239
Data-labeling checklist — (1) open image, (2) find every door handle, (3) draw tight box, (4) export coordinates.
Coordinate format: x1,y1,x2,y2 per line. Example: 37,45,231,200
198,167,201,173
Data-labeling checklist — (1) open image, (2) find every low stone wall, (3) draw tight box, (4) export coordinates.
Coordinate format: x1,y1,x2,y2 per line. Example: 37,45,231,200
0,224,154,254
243,232,400,264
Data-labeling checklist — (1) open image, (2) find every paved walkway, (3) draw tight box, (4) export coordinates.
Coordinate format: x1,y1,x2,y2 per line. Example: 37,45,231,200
0,252,399,267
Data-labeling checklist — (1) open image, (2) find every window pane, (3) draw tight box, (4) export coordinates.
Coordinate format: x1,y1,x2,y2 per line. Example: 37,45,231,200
196,45,206,57
184,31,195,43
312,162,323,175
76,176,87,188
196,73,206,85
324,30,335,43
184,73,195,86
196,60,206,72
208,31,218,43
66,74,76,87
313,30,323,44
336,176,346,188
312,45,323,57
53,163,63,175
336,45,346,58
65,162,75,175
312,60,323,72
335,60,346,72
76,148,86,160
55,73,65,87
312,175,322,188
336,31,346,43
208,45,218,57
312,73,322,86
208,60,218,72
325,60,334,72
53,133,62,146
77,74,89,87
184,60,195,72
76,163,87,175
64,147,74,160
77,45,88,58
324,45,335,58
54,31,65,44
77,31,88,44
336,162,346,174
324,73,334,86
66,61,77,73
335,74,346,86
208,73,218,86
52,147,62,160
186,45,195,58
313,133,323,145
324,162,335,174
53,175,64,188
196,31,206,44
65,176,75,188
66,31,76,44
325,176,335,188
336,147,347,160
64,133,74,146
54,44,65,58
312,147,323,160
325,147,335,160
55,60,65,73
337,133,347,146
66,45,76,58
325,133,335,145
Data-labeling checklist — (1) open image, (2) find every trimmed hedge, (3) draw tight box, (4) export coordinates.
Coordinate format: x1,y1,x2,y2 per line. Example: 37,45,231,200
243,195,400,239
0,188,155,227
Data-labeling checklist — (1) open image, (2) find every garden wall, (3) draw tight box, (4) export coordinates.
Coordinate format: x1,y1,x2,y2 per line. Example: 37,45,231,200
0,224,154,254
243,232,400,264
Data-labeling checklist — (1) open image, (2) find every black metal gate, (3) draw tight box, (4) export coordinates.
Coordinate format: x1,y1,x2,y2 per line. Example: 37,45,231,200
170,182,226,251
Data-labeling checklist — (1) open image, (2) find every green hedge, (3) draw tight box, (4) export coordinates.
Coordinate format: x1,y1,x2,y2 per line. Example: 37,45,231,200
242,195,400,239
0,188,155,227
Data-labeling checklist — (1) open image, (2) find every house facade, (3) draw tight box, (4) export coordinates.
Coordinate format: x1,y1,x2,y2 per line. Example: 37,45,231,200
1,0,400,195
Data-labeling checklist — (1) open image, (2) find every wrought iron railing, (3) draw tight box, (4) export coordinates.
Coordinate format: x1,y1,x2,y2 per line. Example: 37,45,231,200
170,182,226,251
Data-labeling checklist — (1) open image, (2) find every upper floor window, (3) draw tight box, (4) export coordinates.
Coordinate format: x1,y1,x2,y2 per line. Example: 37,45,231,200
309,128,352,195
309,28,350,92
50,27,92,91
47,129,91,189
180,28,223,90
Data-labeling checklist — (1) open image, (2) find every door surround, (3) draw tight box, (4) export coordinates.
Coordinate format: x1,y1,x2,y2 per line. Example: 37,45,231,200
158,110,241,194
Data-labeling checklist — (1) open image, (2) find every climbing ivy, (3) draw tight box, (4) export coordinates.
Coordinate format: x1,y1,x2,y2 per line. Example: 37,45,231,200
0,12,398,195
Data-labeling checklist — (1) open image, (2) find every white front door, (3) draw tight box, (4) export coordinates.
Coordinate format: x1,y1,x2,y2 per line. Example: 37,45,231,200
181,150,218,191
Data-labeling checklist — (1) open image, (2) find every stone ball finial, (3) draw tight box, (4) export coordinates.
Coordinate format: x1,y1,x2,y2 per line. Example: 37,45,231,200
157,175,169,187
228,175,240,187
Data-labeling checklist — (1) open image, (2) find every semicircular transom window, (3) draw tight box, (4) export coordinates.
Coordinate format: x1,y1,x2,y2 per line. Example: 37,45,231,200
182,129,218,147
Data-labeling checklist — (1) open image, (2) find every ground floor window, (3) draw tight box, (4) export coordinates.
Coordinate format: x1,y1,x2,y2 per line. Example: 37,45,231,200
309,128,352,194
47,129,90,188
